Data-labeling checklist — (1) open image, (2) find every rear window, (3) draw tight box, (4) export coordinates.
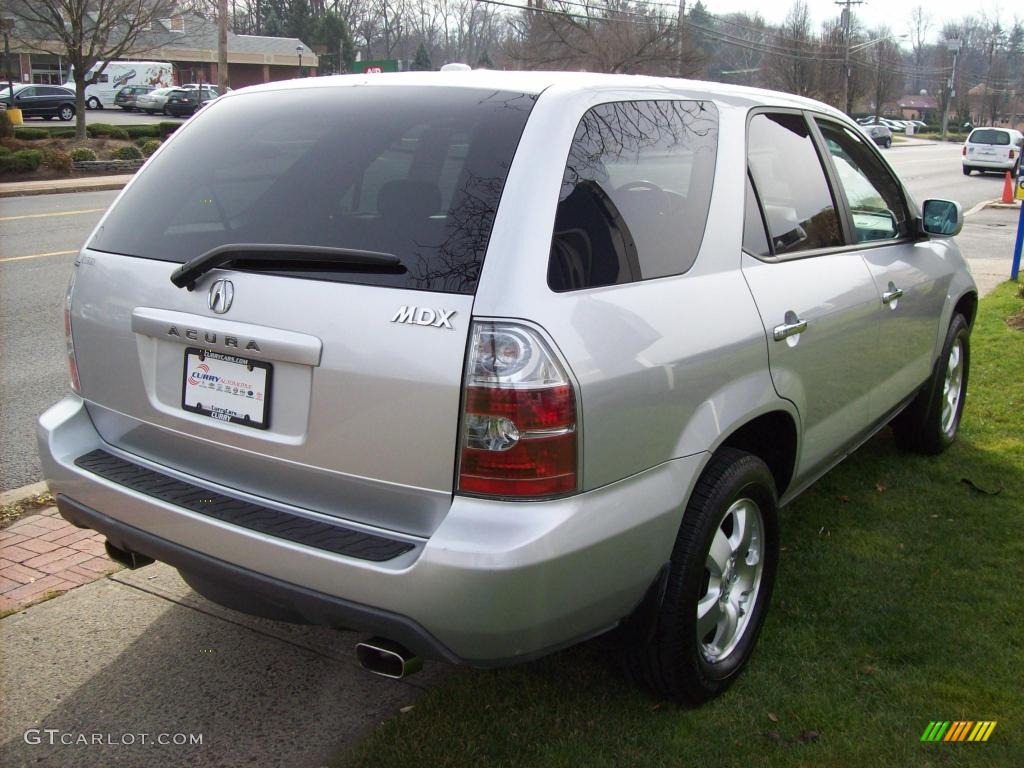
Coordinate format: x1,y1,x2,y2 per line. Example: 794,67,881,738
969,129,1011,146
89,86,536,294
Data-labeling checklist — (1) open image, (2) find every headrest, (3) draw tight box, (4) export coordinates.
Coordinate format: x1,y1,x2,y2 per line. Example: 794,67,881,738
377,180,442,220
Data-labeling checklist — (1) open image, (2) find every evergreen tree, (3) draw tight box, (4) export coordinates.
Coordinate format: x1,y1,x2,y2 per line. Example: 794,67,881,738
411,43,433,71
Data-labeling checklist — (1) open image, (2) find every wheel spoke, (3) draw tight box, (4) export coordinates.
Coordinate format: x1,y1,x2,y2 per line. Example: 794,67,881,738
697,592,723,639
706,528,732,576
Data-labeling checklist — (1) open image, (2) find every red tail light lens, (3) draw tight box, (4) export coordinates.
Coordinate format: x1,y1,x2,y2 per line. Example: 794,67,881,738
1010,149,1016,159
64,270,81,393
458,322,578,498
962,146,967,156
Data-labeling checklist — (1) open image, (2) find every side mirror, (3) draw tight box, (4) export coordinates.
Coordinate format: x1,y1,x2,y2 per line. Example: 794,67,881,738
920,199,963,237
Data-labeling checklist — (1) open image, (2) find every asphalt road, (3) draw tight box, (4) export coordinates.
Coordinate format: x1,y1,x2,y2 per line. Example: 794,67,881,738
0,140,1018,491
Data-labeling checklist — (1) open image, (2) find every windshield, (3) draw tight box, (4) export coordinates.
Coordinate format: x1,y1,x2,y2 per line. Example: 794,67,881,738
89,85,535,294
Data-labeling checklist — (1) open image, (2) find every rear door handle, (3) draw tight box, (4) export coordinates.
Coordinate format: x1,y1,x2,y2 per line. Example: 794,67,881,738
773,314,808,342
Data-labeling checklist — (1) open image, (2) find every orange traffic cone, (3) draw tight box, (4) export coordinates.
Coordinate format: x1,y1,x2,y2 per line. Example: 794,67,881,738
1002,171,1015,203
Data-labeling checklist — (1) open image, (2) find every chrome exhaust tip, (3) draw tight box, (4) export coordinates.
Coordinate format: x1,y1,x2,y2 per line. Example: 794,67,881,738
355,637,423,679
104,540,155,569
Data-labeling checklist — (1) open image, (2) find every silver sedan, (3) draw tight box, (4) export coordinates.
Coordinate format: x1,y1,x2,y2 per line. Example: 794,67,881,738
136,87,176,115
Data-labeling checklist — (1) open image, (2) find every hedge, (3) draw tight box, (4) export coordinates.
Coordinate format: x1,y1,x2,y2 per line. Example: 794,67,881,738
0,148,44,173
13,127,48,140
86,123,130,139
111,144,143,160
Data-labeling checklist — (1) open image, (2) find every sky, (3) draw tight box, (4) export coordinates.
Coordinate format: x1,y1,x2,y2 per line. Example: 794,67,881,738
697,0,1015,43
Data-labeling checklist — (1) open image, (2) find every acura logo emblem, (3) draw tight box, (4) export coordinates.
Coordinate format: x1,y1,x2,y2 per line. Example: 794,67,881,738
208,279,234,314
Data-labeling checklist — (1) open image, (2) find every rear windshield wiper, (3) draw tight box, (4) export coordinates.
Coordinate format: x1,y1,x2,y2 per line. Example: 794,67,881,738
170,243,405,290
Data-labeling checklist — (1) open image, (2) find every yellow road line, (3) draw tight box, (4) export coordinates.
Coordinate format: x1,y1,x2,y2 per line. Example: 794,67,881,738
0,249,78,263
0,207,105,222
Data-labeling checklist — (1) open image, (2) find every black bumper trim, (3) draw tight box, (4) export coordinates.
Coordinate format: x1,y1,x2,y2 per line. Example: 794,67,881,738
55,494,461,664
74,449,414,562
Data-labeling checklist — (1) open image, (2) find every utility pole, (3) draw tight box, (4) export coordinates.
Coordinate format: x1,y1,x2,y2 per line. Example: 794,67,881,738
836,0,862,115
940,38,961,140
677,0,686,76
218,0,229,92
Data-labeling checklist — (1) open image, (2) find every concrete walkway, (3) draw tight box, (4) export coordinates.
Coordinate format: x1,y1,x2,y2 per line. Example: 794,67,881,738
0,559,447,767
0,175,133,198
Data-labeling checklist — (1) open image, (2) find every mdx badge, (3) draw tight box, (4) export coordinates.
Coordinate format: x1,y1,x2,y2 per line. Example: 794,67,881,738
391,306,456,329
208,279,234,314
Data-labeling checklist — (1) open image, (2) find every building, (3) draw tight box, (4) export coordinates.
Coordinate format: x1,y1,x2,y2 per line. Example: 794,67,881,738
896,94,937,122
1,12,317,90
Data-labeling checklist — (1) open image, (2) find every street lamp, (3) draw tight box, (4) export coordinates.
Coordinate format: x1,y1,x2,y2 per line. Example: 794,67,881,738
296,44,303,78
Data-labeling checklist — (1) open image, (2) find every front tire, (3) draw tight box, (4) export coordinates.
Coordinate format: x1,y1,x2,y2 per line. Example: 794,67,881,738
892,313,970,454
58,105,74,121
883,138,892,148
622,449,779,706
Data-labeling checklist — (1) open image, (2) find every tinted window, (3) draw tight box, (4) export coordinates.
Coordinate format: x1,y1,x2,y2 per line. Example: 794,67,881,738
747,113,843,255
743,173,770,257
89,87,535,294
817,120,909,243
548,100,719,291
969,129,1010,146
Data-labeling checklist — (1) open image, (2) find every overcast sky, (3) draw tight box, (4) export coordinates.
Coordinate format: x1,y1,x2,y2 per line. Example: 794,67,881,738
699,0,1016,42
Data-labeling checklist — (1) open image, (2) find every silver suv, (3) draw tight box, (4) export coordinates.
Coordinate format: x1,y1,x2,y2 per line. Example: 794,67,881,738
39,73,976,705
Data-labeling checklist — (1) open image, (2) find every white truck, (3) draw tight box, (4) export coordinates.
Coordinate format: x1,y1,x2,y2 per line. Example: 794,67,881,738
65,61,173,110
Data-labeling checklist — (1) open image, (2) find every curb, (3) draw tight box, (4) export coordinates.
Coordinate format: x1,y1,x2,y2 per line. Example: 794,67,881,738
0,180,129,198
0,481,50,506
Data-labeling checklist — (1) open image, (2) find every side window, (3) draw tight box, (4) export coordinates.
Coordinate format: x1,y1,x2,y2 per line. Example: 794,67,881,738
548,100,719,291
743,172,770,257
747,113,843,255
816,120,909,243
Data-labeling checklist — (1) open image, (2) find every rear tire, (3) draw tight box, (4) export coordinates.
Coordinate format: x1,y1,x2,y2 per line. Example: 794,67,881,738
87,97,101,110
622,448,779,706
58,105,74,121
892,314,970,455
883,138,892,148
962,166,972,175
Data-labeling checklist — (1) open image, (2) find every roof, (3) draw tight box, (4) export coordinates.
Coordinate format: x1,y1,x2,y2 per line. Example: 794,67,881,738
229,70,846,115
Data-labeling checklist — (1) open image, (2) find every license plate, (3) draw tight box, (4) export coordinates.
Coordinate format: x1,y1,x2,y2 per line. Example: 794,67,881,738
181,348,272,429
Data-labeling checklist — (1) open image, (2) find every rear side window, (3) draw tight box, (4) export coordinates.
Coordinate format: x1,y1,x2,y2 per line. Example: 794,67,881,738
89,86,536,294
969,129,1010,145
747,113,843,255
548,100,719,291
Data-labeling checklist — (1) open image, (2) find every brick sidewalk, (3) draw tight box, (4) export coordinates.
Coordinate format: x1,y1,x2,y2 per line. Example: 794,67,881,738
0,507,117,615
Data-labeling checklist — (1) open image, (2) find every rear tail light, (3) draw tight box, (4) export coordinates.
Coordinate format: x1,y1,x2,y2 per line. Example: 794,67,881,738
458,321,578,498
1010,149,1016,159
962,146,967,156
64,269,81,393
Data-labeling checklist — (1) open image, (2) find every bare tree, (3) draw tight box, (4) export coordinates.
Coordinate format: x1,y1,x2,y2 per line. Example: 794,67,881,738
6,0,177,139
767,1,817,97
907,6,931,93
861,27,903,119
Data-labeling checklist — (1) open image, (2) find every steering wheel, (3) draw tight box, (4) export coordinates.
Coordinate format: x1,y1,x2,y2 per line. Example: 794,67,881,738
616,180,664,193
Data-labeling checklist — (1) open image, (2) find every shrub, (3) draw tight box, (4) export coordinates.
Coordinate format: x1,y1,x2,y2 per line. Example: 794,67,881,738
125,124,160,138
158,121,179,139
0,148,44,172
14,127,48,140
0,144,11,156
70,147,97,161
44,148,73,174
52,129,75,138
87,123,129,139
111,144,143,160
141,139,162,157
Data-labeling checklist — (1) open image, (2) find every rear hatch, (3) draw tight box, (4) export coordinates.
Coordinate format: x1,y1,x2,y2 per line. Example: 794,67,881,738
966,128,1012,160
72,83,536,536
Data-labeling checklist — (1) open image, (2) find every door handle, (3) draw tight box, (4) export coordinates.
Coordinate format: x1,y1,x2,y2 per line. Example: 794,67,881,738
882,287,904,304
773,314,808,342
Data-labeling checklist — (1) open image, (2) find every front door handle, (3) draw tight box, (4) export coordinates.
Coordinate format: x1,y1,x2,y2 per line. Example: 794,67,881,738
882,287,904,304
773,313,808,342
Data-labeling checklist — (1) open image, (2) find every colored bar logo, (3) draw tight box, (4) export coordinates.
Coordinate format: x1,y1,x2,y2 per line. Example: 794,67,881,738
921,721,997,742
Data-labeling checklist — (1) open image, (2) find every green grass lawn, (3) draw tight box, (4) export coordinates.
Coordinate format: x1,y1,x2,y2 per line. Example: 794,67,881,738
340,283,1024,768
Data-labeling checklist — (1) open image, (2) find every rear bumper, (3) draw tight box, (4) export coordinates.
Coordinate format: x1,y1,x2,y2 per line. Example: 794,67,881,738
38,395,705,665
963,155,1016,170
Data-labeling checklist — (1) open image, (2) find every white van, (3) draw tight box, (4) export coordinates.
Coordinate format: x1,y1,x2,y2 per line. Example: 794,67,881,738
65,61,173,110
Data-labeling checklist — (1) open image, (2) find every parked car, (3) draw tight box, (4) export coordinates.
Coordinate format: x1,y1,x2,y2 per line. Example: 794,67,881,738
0,84,76,121
135,87,176,114
114,85,156,111
163,86,219,116
864,123,893,148
40,72,976,706
962,127,1024,176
